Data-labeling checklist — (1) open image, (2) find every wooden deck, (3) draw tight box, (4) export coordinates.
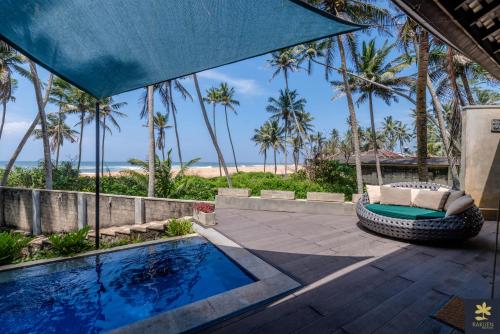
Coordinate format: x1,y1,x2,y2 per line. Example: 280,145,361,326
200,208,499,334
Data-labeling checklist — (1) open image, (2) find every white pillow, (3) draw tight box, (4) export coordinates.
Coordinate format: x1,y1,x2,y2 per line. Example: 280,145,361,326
380,186,412,206
410,189,421,205
413,189,450,211
366,185,381,204
438,187,466,211
446,195,474,217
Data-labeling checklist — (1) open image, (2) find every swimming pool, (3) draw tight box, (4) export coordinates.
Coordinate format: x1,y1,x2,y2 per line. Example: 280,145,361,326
0,236,255,333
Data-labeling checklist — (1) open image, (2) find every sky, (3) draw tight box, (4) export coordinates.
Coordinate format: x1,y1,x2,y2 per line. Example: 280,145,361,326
2,3,417,165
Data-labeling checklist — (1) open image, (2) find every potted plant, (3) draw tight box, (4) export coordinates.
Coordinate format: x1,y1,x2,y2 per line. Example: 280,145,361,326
193,203,216,226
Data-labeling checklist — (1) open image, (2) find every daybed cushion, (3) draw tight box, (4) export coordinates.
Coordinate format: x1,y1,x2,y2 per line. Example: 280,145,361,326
380,186,412,206
366,185,381,204
366,204,446,220
438,188,466,211
446,195,474,217
413,189,450,211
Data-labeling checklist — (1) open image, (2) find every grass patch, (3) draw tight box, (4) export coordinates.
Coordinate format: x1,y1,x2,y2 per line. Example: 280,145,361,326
165,219,193,237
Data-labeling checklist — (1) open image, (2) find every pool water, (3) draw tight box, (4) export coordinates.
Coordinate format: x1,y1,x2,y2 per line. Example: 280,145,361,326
0,236,255,333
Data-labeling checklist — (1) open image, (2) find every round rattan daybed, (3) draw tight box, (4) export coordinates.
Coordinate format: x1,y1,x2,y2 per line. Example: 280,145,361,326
356,182,484,241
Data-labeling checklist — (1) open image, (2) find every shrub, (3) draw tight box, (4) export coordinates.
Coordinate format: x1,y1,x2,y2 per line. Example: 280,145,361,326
173,176,218,200
48,226,92,256
0,232,30,265
165,219,193,237
305,160,357,199
194,202,215,213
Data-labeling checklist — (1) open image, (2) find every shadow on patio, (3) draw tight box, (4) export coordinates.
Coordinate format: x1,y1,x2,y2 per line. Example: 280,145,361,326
200,208,497,334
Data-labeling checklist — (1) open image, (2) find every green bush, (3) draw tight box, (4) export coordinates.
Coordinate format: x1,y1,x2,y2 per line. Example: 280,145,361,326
0,232,30,265
206,172,324,198
305,160,357,200
165,219,193,237
2,161,356,200
48,226,92,256
173,176,218,200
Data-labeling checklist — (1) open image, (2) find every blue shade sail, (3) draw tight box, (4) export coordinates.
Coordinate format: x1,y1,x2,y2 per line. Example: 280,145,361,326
0,0,362,98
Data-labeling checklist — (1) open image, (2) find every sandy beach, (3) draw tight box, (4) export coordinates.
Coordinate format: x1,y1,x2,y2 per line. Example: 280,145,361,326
81,164,301,178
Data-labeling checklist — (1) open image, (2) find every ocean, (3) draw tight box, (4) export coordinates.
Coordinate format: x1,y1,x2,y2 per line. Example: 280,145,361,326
0,161,261,174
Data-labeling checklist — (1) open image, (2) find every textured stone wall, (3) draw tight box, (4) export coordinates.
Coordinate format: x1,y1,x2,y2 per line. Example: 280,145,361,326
0,187,207,234
361,165,450,186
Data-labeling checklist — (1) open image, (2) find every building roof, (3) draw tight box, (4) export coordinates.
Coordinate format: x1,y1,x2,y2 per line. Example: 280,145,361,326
0,0,362,98
334,150,454,167
393,0,500,80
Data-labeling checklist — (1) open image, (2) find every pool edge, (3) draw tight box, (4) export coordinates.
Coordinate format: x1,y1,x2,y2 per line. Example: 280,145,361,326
109,223,302,334
0,233,199,273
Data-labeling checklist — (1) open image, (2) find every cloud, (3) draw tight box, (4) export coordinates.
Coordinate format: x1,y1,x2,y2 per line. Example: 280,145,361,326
3,121,31,136
198,70,264,96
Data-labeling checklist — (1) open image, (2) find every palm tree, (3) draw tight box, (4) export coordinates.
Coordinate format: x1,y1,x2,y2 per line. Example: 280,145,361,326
396,15,460,186
347,39,411,185
415,29,430,181
268,49,299,89
381,116,398,151
29,61,54,188
267,48,304,175
266,89,306,175
393,121,412,154
1,72,54,187
309,0,395,193
267,120,285,174
0,41,27,141
475,88,500,105
33,113,78,167
154,112,171,161
158,79,192,168
218,82,240,172
192,73,232,187
252,122,272,172
82,97,127,176
61,86,96,173
204,86,222,176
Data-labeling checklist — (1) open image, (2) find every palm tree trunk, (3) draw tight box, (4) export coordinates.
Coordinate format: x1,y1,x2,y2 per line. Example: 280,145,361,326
77,111,85,173
168,81,184,167
224,106,239,173
29,61,53,189
274,148,277,174
213,104,222,177
416,30,430,182
161,141,165,161
427,76,460,187
460,71,475,105
101,117,106,177
0,101,6,141
1,73,53,186
193,74,232,187
55,141,60,168
1,113,40,186
446,48,466,107
368,92,383,185
283,119,288,176
147,85,156,197
337,35,363,193
264,150,267,173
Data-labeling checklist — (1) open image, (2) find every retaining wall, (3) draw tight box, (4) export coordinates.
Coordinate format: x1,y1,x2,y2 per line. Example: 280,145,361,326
0,187,206,234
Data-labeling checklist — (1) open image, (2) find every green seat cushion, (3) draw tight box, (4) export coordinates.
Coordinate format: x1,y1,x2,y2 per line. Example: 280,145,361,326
366,204,446,220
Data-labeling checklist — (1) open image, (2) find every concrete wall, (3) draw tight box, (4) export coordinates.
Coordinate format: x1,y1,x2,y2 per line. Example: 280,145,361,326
216,196,355,216
461,105,500,220
361,165,450,186
0,187,206,234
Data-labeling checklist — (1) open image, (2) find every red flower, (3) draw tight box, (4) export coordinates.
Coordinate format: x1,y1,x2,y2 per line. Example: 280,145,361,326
194,202,215,213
